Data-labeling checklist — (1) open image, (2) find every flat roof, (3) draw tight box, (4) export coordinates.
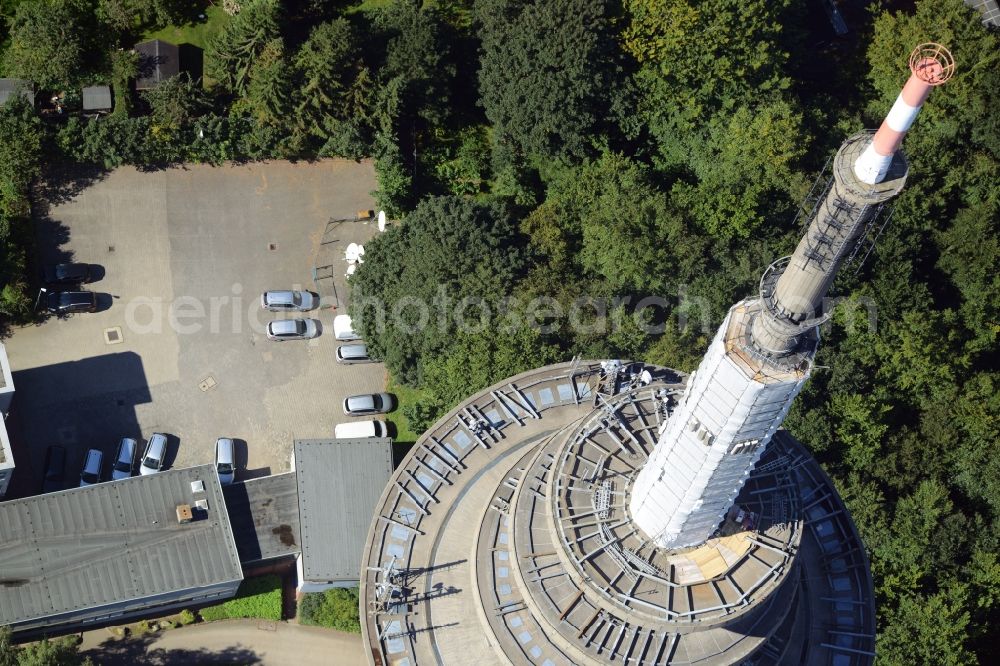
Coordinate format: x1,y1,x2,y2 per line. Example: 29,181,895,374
0,344,10,467
0,465,242,627
0,419,11,470
82,85,112,111
224,472,301,563
0,341,11,391
295,439,394,582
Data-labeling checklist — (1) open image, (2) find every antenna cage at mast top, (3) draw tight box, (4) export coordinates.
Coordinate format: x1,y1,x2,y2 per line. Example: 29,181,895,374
909,42,955,85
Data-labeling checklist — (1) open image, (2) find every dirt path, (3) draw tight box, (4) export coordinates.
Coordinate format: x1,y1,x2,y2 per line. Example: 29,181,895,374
80,618,366,665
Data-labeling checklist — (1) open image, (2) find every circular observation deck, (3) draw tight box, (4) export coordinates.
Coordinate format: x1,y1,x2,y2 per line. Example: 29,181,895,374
360,361,875,666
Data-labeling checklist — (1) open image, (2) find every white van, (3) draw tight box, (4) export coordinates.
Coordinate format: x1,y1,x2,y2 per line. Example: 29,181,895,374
335,420,387,439
333,314,359,341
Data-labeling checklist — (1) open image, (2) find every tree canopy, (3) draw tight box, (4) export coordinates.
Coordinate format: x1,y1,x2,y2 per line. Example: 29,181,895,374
206,0,282,95
2,0,98,88
0,0,997,659
349,195,527,386
476,0,617,162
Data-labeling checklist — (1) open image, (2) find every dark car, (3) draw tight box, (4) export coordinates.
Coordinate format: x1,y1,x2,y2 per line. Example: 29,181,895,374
43,263,91,286
41,446,67,493
45,290,97,315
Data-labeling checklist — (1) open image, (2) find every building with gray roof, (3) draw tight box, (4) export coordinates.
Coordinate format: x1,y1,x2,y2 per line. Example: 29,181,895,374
82,85,112,113
134,40,179,90
0,464,242,637
0,79,34,107
293,438,394,592
224,472,301,564
967,0,1000,26
0,343,15,498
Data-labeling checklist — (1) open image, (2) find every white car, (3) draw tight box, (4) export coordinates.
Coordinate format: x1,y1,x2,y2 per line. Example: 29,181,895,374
266,319,319,341
260,290,317,312
140,433,168,475
332,314,359,341
335,420,388,438
215,438,235,485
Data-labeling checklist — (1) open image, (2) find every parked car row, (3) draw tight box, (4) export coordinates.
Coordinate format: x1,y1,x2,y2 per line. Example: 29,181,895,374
261,290,322,341
38,285,388,496
40,434,236,493
41,262,100,314
330,314,395,438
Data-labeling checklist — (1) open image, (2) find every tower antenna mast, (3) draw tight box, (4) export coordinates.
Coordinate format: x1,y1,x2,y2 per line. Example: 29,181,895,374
629,44,954,549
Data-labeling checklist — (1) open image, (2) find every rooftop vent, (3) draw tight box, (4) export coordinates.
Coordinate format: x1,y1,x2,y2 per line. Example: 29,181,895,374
190,480,205,493
176,504,193,524
194,499,209,511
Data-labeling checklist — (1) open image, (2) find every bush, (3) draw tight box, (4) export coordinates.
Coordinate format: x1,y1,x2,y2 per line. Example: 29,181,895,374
199,575,283,622
177,609,196,626
401,398,443,436
298,587,361,633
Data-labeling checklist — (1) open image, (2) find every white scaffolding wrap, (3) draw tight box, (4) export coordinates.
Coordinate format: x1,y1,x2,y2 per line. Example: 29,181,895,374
629,306,809,548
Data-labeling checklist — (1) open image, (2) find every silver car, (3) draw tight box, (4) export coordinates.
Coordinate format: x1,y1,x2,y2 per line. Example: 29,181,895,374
343,393,395,416
266,318,319,341
260,290,317,312
140,433,168,475
336,343,372,364
215,437,235,485
111,437,137,481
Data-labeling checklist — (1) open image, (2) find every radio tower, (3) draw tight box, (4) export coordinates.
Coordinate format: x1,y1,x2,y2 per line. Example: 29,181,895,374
629,43,954,549
360,44,954,666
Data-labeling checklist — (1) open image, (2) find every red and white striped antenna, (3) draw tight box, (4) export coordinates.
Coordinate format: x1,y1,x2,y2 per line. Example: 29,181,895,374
854,43,954,184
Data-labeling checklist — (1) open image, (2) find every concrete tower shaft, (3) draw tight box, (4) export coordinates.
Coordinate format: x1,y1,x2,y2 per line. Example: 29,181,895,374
750,43,953,356
629,44,952,550
749,134,908,356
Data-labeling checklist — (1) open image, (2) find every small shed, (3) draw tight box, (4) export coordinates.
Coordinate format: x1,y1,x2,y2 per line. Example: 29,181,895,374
134,39,179,90
82,85,112,113
0,79,35,107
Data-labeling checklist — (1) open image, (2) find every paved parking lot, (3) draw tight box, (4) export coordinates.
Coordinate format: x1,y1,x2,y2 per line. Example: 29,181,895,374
6,160,386,493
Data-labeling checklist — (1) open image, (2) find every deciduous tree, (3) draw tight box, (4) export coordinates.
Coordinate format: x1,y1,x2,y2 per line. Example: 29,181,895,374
673,101,807,239
142,73,209,129
2,0,97,88
0,97,43,216
348,196,527,386
623,0,793,166
877,584,975,666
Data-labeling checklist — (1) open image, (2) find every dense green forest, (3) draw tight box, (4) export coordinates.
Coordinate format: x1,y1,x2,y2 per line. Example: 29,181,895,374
0,0,997,662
